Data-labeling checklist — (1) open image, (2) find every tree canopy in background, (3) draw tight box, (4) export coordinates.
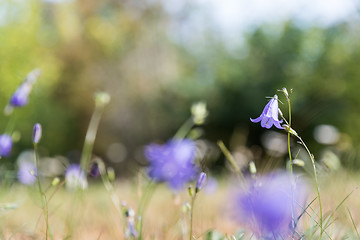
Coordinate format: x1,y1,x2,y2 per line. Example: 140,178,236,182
1,0,360,172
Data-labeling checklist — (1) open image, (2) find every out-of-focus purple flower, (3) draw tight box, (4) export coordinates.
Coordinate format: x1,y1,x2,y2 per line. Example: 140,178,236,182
144,138,198,191
233,172,307,239
8,69,41,108
204,177,218,195
65,164,88,190
9,82,32,107
124,208,138,238
0,134,13,157
32,123,42,144
89,162,100,178
195,172,207,193
17,162,37,185
250,95,283,129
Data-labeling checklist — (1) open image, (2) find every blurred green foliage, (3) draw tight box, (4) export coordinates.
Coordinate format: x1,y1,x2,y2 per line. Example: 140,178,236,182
1,0,360,169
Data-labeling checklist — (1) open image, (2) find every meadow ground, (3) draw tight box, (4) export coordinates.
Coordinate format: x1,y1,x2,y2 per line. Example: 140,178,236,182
1,170,359,240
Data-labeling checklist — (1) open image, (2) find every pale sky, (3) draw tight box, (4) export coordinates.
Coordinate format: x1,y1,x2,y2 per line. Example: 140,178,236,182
158,0,360,47
205,0,359,31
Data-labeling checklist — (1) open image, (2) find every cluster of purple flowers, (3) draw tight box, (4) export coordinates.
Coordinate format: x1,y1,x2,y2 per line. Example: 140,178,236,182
0,69,41,158
10,81,312,240
144,138,199,191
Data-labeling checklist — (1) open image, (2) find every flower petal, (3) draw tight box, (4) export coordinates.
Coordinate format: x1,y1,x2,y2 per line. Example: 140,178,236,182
274,120,284,129
261,117,273,129
250,116,263,123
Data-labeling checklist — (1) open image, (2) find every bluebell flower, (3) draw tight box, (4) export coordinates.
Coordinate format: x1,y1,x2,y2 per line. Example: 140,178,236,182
0,134,13,157
233,172,307,239
250,95,283,129
65,164,88,190
17,162,37,185
144,138,198,191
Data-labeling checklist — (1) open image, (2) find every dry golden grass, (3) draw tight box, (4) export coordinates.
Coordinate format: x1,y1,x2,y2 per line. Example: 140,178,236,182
0,170,359,239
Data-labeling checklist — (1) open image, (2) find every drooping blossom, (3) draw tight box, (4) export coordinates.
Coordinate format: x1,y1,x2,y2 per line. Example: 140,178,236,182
0,134,13,157
144,138,198,191
233,172,307,239
250,95,283,129
65,164,88,190
32,123,42,144
17,162,37,185
8,69,41,108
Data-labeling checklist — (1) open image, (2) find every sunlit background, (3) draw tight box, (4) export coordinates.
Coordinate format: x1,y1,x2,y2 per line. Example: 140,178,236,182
1,0,360,176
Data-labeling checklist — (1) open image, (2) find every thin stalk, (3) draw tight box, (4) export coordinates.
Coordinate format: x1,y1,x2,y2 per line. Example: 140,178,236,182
285,97,297,234
99,166,122,215
347,207,360,239
286,98,293,174
34,144,49,240
137,181,156,240
189,195,196,240
80,106,103,172
217,140,245,182
174,118,194,140
297,136,323,238
4,112,16,135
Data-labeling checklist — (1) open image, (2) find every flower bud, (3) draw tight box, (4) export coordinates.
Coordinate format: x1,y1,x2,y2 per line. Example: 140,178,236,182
181,202,191,213
52,177,60,186
281,87,289,98
95,92,110,108
107,167,115,181
195,172,207,193
249,161,257,175
0,134,13,157
32,123,42,144
191,101,208,125
283,125,298,137
89,162,100,178
293,159,305,167
188,185,194,197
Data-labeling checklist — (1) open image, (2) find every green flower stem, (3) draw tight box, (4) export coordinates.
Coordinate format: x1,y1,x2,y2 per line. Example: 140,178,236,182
137,181,156,240
286,97,293,174
174,118,194,140
4,117,15,136
34,143,50,240
189,194,196,240
296,136,323,239
217,140,245,182
99,161,122,215
80,106,104,172
282,91,322,237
